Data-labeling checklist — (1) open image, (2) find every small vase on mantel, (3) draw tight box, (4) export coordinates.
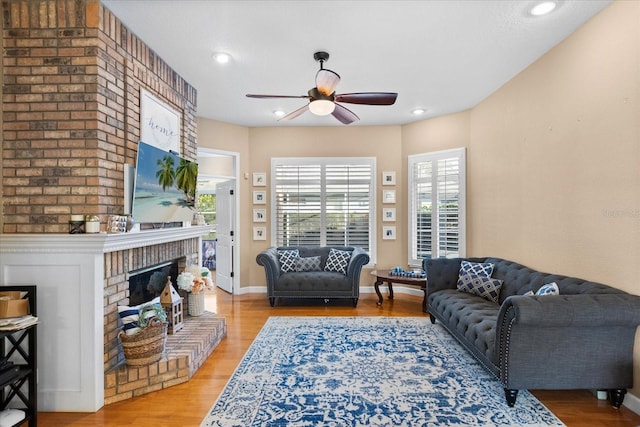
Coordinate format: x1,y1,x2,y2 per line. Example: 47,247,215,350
187,291,205,316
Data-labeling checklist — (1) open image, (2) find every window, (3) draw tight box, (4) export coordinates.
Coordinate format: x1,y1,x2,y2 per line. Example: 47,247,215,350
271,158,375,258
408,148,465,265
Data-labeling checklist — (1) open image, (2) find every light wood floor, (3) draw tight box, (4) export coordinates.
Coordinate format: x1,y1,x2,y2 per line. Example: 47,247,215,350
40,290,640,426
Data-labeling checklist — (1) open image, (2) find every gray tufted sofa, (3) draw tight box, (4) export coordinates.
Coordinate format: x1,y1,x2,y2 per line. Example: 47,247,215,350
423,256,640,408
257,246,370,307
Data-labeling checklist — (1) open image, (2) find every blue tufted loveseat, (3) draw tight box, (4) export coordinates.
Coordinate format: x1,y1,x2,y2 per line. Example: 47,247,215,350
423,257,640,408
257,246,369,307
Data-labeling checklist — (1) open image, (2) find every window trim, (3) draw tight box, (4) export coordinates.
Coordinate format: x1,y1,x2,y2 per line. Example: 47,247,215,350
270,157,377,263
407,148,466,266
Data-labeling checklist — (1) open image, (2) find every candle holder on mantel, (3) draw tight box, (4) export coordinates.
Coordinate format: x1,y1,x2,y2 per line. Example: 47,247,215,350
160,277,184,334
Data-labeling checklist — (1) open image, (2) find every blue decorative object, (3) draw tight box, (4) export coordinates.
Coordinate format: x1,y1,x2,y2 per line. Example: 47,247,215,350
201,317,564,426
388,267,426,278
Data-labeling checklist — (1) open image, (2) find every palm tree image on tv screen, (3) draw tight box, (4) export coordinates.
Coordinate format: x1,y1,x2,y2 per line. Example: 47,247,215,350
132,141,198,224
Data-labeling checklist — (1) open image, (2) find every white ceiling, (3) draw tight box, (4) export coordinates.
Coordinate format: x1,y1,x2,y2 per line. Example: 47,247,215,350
101,0,611,127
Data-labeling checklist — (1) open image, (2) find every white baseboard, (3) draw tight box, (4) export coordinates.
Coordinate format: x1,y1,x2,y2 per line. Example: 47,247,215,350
623,390,640,415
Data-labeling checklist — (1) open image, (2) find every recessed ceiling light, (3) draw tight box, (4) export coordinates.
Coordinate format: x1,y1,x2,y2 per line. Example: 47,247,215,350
212,52,231,64
530,1,557,16
273,110,286,118
411,108,426,116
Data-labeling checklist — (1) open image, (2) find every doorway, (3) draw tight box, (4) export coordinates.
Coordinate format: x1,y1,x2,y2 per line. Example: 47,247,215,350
197,149,239,294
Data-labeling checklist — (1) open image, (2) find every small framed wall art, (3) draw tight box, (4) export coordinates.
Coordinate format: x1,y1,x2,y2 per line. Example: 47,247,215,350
253,208,266,222
382,226,396,240
253,226,267,240
382,171,396,186
253,190,266,204
253,172,266,187
382,208,396,222
382,190,396,204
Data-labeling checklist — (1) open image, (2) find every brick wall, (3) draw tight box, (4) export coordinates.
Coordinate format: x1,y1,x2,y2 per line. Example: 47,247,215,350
1,0,197,233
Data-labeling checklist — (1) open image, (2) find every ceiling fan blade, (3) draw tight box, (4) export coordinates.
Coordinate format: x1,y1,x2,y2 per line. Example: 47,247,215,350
278,104,309,121
332,103,359,125
246,94,309,99
316,69,341,96
334,92,398,105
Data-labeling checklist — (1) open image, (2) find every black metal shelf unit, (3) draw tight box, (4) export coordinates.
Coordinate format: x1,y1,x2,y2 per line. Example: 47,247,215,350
0,285,36,427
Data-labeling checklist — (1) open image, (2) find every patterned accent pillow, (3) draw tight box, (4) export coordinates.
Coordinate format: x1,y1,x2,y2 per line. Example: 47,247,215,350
118,297,161,336
536,282,559,296
457,274,503,303
324,248,351,274
296,256,322,272
523,282,560,297
278,249,300,273
459,260,495,277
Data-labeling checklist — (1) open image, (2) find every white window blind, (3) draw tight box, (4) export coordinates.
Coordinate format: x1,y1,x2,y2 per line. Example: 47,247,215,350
408,148,465,265
272,158,375,254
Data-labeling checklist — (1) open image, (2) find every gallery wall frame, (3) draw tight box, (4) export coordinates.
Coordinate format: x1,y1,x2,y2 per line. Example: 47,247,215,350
253,208,266,222
382,207,396,222
382,225,396,240
382,189,396,204
382,171,396,186
253,172,266,186
253,190,266,204
253,226,267,240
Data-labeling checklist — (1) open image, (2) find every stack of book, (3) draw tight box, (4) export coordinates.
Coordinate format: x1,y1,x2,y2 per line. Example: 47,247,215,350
0,315,38,331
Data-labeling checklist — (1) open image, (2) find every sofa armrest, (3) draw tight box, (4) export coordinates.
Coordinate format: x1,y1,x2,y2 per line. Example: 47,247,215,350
496,293,640,389
256,247,281,290
346,247,370,288
498,294,640,328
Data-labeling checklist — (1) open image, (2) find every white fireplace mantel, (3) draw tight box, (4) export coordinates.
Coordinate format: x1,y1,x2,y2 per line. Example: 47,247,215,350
0,225,212,412
0,225,212,254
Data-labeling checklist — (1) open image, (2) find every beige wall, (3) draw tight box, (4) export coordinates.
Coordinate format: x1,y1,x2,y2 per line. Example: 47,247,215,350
469,0,640,292
196,118,253,289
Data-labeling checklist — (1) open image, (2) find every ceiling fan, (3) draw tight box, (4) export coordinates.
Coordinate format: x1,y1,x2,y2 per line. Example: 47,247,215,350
246,51,398,125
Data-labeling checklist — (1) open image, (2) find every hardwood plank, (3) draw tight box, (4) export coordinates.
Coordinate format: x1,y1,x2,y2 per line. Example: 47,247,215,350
39,290,640,426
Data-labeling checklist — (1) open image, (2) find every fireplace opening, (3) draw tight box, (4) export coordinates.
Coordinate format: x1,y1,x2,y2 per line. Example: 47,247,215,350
128,259,181,306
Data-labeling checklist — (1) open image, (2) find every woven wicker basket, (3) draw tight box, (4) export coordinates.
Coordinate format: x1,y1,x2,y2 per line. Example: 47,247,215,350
119,318,167,366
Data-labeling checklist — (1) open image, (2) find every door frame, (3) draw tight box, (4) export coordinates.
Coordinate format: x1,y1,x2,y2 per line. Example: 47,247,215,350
197,148,240,294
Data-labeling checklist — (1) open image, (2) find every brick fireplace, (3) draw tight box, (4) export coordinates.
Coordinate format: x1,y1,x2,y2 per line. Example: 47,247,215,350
0,1,225,412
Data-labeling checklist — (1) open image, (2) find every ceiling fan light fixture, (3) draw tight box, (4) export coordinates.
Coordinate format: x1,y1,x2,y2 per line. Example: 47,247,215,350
309,99,335,116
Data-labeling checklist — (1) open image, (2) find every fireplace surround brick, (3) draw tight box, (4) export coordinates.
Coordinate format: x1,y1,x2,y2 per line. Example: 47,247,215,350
2,0,197,233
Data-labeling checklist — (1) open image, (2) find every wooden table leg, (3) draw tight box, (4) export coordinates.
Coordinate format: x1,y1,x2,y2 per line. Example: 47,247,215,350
387,281,394,300
422,286,427,313
375,278,383,305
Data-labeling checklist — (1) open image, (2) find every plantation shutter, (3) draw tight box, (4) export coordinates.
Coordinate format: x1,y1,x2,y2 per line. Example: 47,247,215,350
273,164,322,246
273,158,374,253
409,148,465,265
325,164,371,248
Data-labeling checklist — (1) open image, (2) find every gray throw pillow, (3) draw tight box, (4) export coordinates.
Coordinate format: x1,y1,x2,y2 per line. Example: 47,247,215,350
295,256,321,272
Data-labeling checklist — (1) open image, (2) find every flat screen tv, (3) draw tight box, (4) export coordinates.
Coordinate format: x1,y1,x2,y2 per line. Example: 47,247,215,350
131,141,198,224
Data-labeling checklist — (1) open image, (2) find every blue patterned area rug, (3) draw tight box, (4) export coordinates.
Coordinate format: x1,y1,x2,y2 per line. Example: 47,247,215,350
201,317,564,426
